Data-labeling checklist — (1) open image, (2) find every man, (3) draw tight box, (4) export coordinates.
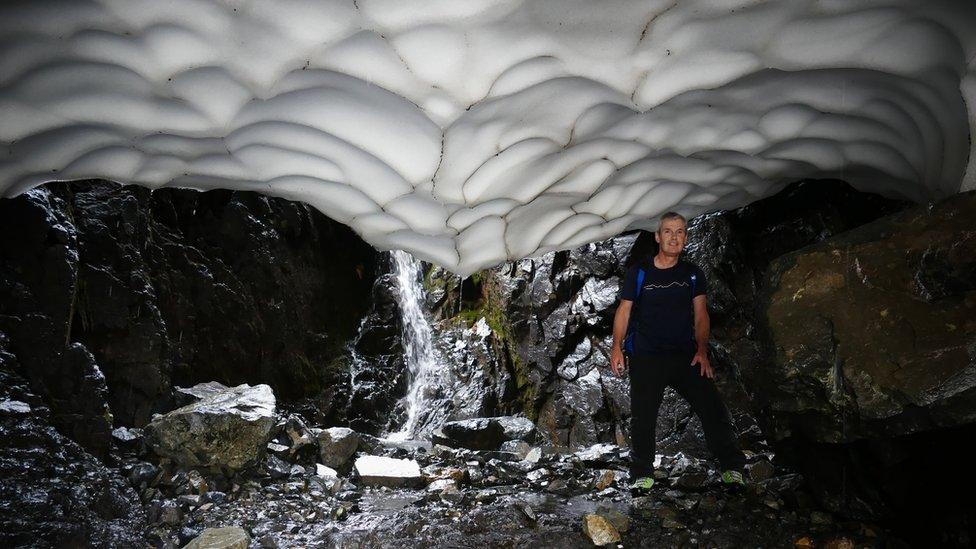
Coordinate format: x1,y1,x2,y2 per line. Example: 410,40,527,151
610,212,746,494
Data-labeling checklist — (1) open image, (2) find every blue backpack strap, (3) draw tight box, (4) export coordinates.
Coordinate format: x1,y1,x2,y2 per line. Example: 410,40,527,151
624,266,645,355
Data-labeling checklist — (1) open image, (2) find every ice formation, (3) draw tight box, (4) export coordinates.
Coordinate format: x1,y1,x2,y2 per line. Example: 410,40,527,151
1,0,974,274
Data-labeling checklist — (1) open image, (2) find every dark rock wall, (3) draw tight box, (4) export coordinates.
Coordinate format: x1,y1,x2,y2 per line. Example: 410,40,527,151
0,335,148,548
427,180,908,454
756,190,976,533
0,181,380,441
341,261,408,434
0,186,114,456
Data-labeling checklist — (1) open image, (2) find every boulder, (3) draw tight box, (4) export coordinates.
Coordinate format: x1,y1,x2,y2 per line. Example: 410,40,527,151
747,460,775,483
112,426,145,454
283,415,315,456
432,418,503,450
759,191,976,442
354,455,422,488
145,382,275,472
742,191,976,530
264,455,291,479
432,416,536,450
182,526,250,549
318,427,360,470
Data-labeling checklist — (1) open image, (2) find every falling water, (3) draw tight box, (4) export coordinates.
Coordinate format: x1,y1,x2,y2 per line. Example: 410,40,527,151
386,250,453,441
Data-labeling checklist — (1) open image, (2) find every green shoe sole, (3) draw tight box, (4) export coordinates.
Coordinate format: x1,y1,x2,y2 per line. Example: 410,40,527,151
721,470,745,486
629,477,655,492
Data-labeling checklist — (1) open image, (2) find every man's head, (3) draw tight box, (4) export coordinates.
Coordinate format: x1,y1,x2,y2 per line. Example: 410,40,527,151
655,211,687,257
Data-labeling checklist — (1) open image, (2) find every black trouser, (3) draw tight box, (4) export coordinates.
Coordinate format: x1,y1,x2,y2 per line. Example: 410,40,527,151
628,351,745,479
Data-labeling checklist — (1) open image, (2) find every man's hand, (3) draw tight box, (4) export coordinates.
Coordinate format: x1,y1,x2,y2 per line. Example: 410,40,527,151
610,346,627,378
691,351,714,379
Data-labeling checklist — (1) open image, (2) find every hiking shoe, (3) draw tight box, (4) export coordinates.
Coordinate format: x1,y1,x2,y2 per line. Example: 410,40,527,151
629,476,655,495
721,470,745,487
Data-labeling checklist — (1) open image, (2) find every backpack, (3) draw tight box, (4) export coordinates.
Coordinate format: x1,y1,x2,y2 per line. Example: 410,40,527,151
623,259,698,356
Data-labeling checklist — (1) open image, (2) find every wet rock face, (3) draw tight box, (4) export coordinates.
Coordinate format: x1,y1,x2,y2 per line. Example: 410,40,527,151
317,255,408,434
146,382,276,473
682,179,910,408
0,344,148,548
759,191,976,440
0,189,113,457
753,192,976,531
491,237,638,449
426,180,907,459
0,180,378,435
342,263,408,434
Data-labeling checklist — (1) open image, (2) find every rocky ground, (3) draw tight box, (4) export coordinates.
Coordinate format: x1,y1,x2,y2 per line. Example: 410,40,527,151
1,362,887,548
118,388,886,548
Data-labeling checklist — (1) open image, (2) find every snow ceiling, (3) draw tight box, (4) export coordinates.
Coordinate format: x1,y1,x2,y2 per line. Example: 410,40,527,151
1,0,975,275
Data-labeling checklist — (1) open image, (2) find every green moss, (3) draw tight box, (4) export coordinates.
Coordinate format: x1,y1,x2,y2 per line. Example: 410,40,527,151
422,265,448,294
448,270,538,420
507,347,538,421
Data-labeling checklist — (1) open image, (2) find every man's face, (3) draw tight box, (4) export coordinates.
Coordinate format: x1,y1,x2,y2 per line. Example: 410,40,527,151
655,218,687,257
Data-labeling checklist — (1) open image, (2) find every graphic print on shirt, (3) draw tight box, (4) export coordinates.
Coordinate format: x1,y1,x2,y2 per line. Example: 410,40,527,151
642,280,690,290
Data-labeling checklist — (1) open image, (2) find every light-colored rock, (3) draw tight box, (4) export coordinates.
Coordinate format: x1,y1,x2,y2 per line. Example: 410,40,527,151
318,427,360,469
0,400,31,414
316,463,339,478
499,439,531,459
354,455,421,488
310,463,342,494
574,443,621,465
182,526,250,549
426,478,456,492
583,513,621,546
145,383,275,472
496,416,536,442
593,470,616,491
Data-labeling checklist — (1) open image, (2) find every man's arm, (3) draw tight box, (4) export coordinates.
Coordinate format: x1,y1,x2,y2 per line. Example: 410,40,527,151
691,294,714,378
610,299,632,377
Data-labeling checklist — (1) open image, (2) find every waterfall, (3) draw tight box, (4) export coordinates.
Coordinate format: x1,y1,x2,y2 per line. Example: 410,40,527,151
386,250,453,441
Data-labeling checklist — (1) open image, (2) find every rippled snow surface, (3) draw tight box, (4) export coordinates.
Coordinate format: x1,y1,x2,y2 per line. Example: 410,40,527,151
1,0,974,274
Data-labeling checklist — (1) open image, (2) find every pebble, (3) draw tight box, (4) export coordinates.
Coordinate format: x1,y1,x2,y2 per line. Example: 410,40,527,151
583,514,621,546
810,510,833,525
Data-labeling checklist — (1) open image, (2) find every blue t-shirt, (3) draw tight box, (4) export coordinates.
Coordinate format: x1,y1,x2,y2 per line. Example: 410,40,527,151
619,258,707,354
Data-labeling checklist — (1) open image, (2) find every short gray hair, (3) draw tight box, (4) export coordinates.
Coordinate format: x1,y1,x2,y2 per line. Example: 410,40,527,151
657,211,687,233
